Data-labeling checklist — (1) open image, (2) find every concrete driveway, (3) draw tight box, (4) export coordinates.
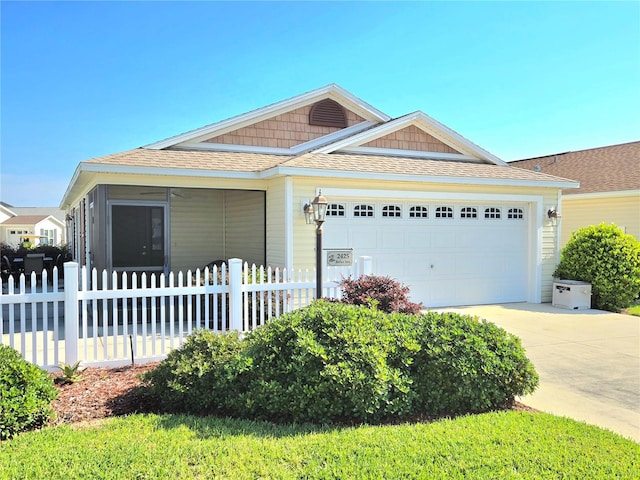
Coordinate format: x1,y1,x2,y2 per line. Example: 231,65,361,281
433,303,640,443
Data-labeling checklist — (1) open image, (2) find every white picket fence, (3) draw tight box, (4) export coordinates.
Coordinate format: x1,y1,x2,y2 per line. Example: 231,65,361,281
0,257,372,371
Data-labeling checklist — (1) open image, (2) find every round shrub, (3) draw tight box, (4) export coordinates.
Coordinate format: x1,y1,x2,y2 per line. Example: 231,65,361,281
553,223,640,312
140,302,539,425
236,301,420,424
0,345,58,440
337,275,424,314
140,330,245,414
410,312,539,416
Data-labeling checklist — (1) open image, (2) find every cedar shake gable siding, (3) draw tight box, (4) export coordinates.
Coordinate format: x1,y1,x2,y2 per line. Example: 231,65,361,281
204,104,366,149
511,141,640,195
363,125,461,154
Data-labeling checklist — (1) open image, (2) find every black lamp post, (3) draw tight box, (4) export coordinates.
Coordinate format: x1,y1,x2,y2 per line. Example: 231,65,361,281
304,191,328,299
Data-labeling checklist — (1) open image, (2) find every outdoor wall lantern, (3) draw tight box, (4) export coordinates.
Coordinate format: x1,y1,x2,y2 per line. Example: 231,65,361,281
547,207,560,226
304,191,328,299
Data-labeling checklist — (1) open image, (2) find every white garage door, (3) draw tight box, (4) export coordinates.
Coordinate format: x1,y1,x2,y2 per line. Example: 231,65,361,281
323,200,530,308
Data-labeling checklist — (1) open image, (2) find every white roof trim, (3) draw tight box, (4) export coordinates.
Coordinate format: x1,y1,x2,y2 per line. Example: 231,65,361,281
314,111,507,166
0,204,17,217
177,120,379,156
144,84,390,150
338,146,481,162
76,162,262,179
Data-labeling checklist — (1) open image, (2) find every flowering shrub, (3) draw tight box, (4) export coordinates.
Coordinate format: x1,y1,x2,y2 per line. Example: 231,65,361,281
337,275,424,314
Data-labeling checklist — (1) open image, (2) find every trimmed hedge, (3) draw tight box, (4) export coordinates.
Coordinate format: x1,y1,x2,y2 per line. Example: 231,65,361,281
141,301,539,424
140,330,244,415
0,345,58,440
554,223,640,312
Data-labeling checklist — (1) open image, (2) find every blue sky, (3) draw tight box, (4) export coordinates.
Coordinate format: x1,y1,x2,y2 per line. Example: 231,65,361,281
1,1,638,207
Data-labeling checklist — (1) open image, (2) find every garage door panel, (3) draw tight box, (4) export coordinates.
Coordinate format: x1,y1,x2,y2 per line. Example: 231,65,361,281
432,230,457,248
381,231,405,249
406,230,431,248
323,200,529,307
349,227,379,249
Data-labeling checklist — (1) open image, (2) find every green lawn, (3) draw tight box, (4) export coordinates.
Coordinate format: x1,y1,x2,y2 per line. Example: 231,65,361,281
624,304,640,317
1,412,637,479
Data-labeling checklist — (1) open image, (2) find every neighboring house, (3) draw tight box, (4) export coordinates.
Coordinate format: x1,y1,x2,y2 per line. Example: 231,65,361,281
0,202,66,247
511,142,640,246
60,84,577,307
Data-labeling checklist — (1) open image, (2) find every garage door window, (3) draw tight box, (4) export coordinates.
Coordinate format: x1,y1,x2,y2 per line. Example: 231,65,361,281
484,207,501,219
508,208,524,219
354,204,374,217
409,206,428,218
327,204,345,217
382,205,402,218
435,206,453,218
460,207,478,219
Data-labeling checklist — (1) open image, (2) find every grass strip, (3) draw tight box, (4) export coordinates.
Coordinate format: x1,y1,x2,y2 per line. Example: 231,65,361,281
1,411,638,479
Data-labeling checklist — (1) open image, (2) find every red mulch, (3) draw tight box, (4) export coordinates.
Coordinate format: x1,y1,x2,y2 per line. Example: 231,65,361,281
50,363,537,426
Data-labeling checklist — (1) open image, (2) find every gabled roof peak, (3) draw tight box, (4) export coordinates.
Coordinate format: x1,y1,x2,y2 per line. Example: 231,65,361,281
144,84,391,150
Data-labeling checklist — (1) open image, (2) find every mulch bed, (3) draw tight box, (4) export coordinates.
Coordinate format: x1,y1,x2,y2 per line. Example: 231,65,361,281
50,363,158,426
50,363,537,427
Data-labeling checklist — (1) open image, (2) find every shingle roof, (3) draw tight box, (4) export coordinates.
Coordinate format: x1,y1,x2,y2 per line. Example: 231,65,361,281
83,148,292,172
1,215,49,225
281,152,573,183
510,141,640,195
81,148,575,186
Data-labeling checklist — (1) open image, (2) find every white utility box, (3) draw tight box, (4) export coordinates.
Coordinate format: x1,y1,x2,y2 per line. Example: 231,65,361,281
552,280,592,310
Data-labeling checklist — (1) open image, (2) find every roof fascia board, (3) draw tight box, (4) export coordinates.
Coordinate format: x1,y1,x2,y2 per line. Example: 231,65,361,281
178,120,378,155
74,162,262,180
260,165,578,189
145,84,390,150
0,205,17,217
338,146,480,162
413,112,507,166
315,111,507,166
564,189,639,200
176,143,293,155
36,216,65,228
60,163,85,209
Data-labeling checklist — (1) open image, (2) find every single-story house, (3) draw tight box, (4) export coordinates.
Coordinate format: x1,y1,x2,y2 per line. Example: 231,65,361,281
510,142,640,246
60,84,577,307
0,202,66,247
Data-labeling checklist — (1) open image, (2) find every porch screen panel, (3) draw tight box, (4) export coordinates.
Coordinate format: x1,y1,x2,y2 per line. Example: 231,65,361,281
112,205,165,268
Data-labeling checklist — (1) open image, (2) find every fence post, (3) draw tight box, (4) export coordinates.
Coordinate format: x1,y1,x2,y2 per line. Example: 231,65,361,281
228,258,243,332
63,262,80,366
358,256,373,277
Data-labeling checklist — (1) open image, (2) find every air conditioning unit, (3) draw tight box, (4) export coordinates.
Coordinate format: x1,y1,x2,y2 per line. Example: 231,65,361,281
552,280,592,310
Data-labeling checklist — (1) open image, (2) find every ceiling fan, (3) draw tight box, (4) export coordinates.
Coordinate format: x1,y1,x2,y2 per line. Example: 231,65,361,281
139,188,186,198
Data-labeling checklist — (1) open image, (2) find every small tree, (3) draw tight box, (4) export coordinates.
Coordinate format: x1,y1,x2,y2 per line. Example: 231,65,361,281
553,223,640,312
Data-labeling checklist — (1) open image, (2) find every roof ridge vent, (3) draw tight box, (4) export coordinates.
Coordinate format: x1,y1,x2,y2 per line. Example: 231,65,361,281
309,99,347,128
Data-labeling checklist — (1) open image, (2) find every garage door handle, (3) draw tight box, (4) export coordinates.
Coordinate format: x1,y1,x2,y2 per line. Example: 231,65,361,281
430,264,434,269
